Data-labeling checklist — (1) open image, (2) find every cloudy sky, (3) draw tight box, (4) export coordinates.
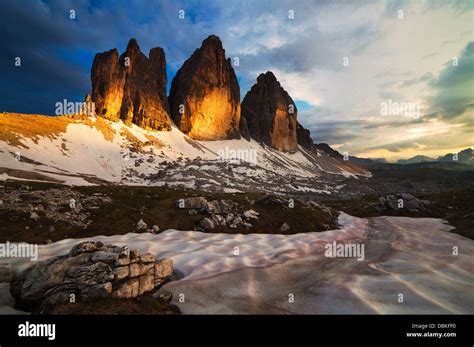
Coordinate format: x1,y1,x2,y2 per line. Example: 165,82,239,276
1,0,473,161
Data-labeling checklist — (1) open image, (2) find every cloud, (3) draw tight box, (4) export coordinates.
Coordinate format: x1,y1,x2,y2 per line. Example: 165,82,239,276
401,72,433,87
427,41,474,119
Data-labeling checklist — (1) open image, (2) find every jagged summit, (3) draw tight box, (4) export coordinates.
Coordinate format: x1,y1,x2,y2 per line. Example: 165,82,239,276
91,38,171,131
168,35,241,140
88,35,342,158
241,70,298,152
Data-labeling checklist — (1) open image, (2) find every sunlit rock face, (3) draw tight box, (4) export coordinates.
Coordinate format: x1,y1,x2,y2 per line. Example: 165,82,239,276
241,71,298,152
168,35,241,140
91,48,125,121
91,39,171,131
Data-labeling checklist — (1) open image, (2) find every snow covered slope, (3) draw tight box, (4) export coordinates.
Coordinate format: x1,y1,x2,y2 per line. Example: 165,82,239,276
0,113,368,193
2,214,473,314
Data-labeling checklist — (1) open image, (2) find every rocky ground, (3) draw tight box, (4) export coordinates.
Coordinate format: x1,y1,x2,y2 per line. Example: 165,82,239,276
1,164,472,314
0,181,337,245
1,163,472,244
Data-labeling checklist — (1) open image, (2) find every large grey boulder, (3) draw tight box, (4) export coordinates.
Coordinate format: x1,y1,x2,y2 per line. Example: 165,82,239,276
10,241,173,313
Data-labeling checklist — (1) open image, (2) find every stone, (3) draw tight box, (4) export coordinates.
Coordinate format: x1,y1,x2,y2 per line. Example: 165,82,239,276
0,262,12,282
232,216,243,225
69,241,98,257
154,259,173,285
91,38,171,131
129,263,140,277
139,263,155,275
112,278,139,299
157,291,172,303
241,71,298,152
177,197,208,209
136,219,147,230
91,251,119,264
279,222,290,233
200,217,215,231
168,35,241,140
226,213,235,223
243,209,259,220
212,214,225,226
113,266,129,281
138,274,155,295
377,194,430,212
81,282,112,299
30,211,39,221
140,253,155,263
10,241,174,312
114,257,130,267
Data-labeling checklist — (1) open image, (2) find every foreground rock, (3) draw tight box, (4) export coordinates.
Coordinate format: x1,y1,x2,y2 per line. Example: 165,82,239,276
10,241,173,313
241,71,298,152
168,35,241,140
176,197,259,231
376,193,431,212
91,38,171,131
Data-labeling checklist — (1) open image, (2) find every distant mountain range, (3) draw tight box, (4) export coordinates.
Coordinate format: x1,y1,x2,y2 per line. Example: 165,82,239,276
397,148,473,165
350,148,473,169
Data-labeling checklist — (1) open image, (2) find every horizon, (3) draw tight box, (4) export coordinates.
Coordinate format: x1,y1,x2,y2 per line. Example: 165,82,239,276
1,0,473,162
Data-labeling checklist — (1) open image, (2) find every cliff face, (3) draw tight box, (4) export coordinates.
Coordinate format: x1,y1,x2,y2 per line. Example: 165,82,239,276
296,122,314,149
91,39,171,131
90,36,319,153
241,72,298,152
91,48,125,121
168,35,241,140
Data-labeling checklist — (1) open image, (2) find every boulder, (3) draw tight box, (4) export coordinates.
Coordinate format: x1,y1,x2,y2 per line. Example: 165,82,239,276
279,223,290,233
243,209,259,220
177,197,208,210
10,241,174,313
200,217,215,231
136,219,147,230
377,194,430,212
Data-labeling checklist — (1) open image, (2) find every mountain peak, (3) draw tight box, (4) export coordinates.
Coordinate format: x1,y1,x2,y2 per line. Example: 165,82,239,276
125,38,141,54
168,34,240,140
242,72,298,152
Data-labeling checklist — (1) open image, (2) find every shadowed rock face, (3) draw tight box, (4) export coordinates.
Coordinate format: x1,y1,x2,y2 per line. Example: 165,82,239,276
168,35,241,140
91,39,171,131
241,71,298,152
296,122,313,149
